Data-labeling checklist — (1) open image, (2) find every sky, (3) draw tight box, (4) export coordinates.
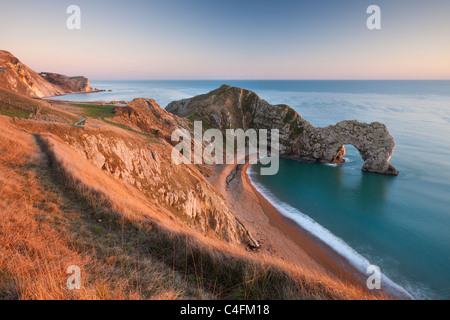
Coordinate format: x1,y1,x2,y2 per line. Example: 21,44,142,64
1,0,450,80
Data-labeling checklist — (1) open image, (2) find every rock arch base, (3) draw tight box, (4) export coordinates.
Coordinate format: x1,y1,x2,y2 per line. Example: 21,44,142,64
294,120,399,175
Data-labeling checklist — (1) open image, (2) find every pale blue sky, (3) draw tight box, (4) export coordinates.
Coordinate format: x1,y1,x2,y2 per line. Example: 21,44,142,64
1,0,450,79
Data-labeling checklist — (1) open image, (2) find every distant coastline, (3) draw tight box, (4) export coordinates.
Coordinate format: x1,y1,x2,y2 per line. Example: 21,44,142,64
43,88,105,99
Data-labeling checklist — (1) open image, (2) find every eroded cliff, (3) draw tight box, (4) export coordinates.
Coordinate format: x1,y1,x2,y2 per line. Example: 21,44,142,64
39,72,97,94
0,50,99,98
166,85,398,175
16,97,259,248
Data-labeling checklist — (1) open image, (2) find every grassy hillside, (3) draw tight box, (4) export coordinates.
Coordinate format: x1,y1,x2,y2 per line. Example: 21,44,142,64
0,87,80,123
0,114,381,300
0,91,382,300
70,103,116,119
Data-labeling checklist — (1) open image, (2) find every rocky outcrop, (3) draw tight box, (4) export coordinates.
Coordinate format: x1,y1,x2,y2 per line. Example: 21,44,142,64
166,85,398,175
0,50,61,98
111,98,191,141
0,50,100,98
291,120,398,175
64,130,258,248
39,72,100,94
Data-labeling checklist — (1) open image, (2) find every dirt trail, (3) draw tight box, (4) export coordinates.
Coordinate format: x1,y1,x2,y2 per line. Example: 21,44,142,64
74,117,86,126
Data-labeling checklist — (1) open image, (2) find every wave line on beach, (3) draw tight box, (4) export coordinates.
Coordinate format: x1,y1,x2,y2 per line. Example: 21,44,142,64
247,165,413,299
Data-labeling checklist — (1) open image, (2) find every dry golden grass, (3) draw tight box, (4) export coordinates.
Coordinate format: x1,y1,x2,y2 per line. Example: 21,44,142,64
0,116,384,300
0,87,81,124
0,116,201,299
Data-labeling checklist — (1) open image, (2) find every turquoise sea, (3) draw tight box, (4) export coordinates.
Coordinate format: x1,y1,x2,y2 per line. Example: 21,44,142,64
52,80,450,299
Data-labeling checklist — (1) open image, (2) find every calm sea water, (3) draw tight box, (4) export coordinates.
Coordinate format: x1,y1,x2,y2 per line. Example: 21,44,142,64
52,80,450,299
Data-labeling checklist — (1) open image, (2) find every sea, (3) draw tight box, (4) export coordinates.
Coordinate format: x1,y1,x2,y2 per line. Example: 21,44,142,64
50,80,450,299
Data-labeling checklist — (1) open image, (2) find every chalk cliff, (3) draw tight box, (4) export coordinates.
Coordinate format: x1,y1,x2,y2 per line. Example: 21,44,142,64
0,50,99,98
38,72,96,94
166,85,398,175
68,98,259,248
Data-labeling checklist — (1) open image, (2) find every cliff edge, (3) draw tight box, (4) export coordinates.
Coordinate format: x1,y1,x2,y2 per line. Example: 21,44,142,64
0,50,100,98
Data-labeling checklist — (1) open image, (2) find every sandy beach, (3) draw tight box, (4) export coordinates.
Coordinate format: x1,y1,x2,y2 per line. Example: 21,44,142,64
208,163,377,295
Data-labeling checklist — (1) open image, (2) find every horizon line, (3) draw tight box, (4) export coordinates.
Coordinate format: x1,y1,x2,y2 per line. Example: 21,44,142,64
89,78,450,81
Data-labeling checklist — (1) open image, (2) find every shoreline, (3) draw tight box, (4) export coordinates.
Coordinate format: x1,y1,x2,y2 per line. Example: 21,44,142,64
208,164,368,291
209,162,408,299
241,164,368,286
242,163,411,299
43,89,105,99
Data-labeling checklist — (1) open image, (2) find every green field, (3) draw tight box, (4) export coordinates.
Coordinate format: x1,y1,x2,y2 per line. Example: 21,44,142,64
71,103,116,118
0,103,32,118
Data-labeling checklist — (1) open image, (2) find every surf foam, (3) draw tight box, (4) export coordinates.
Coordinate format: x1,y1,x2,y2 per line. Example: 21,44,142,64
247,165,412,299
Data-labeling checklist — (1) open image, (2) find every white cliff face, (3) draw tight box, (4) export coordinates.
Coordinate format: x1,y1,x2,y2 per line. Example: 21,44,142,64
166,85,398,175
58,99,259,248
0,50,98,98
0,50,62,98
38,72,97,94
